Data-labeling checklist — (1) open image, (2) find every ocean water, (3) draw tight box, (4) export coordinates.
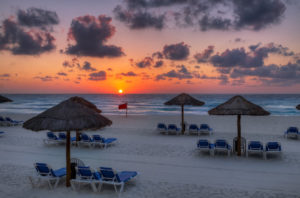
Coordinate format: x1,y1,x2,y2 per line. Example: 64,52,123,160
0,94,300,116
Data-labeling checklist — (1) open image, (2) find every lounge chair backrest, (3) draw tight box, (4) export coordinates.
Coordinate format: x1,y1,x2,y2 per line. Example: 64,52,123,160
92,135,103,142
157,123,167,129
0,116,4,121
200,124,209,129
47,132,57,140
189,124,198,130
77,166,93,179
266,142,280,150
168,124,177,130
99,167,118,181
59,133,66,139
197,139,209,147
35,163,51,176
288,127,299,133
248,141,263,149
215,140,228,147
81,134,91,141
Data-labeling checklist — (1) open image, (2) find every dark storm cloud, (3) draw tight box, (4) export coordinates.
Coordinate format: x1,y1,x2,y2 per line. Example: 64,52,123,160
210,43,295,68
34,75,58,82
194,45,214,63
120,71,137,76
0,19,56,55
88,71,106,81
65,15,124,58
115,0,287,31
163,42,190,60
17,7,59,28
155,65,193,80
135,57,153,68
79,61,96,72
57,72,67,76
234,0,286,30
199,15,231,31
230,63,300,79
0,8,58,55
113,6,165,30
154,60,164,68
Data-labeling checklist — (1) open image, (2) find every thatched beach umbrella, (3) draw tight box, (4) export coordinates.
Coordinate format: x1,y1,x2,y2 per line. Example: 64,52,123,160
0,95,12,103
208,95,270,156
296,104,300,110
165,93,205,134
70,96,102,142
23,96,112,187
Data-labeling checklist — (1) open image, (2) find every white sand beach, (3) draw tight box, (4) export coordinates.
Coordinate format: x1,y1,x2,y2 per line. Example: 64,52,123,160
0,113,300,198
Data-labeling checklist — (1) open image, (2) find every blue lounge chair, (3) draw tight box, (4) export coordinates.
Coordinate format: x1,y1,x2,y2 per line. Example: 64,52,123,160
98,167,138,193
79,133,94,148
0,131,5,137
199,124,213,135
188,124,199,135
56,132,76,144
29,163,66,189
247,141,264,158
214,139,231,156
71,166,101,192
43,132,59,144
5,117,23,125
265,142,282,159
92,135,117,148
0,116,11,126
157,123,167,134
167,124,180,135
197,139,214,155
284,127,299,139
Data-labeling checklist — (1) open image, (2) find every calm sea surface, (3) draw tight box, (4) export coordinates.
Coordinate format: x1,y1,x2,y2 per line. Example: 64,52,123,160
0,94,299,116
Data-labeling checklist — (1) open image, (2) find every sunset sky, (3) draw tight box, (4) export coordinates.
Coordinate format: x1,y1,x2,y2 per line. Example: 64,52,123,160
0,0,300,94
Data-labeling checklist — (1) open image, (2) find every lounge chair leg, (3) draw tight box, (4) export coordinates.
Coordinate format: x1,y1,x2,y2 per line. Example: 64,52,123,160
97,183,103,192
91,183,97,192
48,180,53,190
113,184,118,193
120,183,124,193
70,181,76,191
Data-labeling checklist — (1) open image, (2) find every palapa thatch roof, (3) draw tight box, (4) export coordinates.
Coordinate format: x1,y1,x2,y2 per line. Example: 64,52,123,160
296,104,300,110
0,95,12,103
23,96,112,132
70,96,102,113
164,93,205,106
208,95,270,116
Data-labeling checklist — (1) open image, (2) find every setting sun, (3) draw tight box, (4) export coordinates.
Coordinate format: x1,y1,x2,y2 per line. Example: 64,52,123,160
118,89,123,94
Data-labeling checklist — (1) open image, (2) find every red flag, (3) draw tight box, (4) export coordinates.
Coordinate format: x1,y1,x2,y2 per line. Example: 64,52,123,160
118,103,127,109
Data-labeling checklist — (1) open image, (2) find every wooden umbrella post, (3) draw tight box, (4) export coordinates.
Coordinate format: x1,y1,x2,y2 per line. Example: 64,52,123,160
181,105,185,135
66,131,71,187
76,131,80,146
237,114,241,156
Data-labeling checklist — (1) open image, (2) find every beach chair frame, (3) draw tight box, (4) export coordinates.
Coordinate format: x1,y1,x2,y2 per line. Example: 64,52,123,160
98,167,138,193
246,141,264,158
188,124,199,135
29,163,66,189
284,127,299,139
265,142,282,159
199,124,213,136
214,139,231,156
167,124,180,135
157,123,168,134
70,166,101,192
